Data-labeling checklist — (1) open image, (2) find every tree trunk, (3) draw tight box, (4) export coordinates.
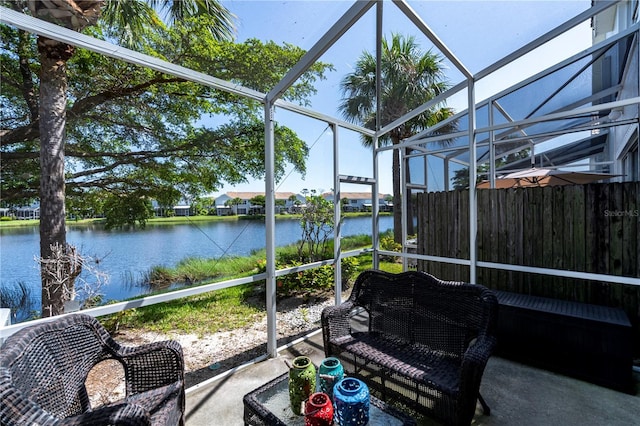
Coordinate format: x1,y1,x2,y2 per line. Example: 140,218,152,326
38,37,73,317
405,147,415,236
392,144,402,244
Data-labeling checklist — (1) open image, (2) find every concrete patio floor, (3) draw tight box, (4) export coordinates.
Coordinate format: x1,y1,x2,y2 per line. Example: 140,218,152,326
184,328,639,426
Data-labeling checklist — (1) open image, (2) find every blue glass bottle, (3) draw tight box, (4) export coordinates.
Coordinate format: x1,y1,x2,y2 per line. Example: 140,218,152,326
332,377,370,426
318,357,344,399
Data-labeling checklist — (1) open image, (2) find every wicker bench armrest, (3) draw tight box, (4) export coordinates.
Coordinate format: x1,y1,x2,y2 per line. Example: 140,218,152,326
57,403,151,426
117,340,185,395
462,336,496,370
460,335,496,394
321,301,356,352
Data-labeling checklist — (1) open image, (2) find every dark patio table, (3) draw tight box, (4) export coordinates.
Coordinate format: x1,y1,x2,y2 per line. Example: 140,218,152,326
243,372,416,426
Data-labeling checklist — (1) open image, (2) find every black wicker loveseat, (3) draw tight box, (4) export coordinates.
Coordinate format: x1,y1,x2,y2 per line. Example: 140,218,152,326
0,313,185,426
321,270,498,426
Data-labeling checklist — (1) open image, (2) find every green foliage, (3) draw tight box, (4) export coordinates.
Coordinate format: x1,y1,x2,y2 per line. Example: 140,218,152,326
339,33,454,243
190,197,210,216
101,309,138,335
105,285,262,336
274,257,361,296
256,238,362,297
66,190,106,220
102,194,154,229
340,256,361,284
379,230,403,262
380,231,402,252
249,195,266,206
1,18,332,213
339,33,454,146
0,281,35,322
341,233,372,249
298,191,335,262
275,262,331,293
95,231,403,335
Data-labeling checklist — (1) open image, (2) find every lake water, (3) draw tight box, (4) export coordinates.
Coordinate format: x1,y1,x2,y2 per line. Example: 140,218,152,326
1,216,392,306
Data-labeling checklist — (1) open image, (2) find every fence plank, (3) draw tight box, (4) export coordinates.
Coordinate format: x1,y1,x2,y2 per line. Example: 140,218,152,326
460,190,470,281
541,187,554,297
416,182,639,354
521,190,540,294
597,184,611,304
609,184,624,306
584,184,599,302
449,190,458,280
563,186,576,299
504,189,516,292
572,185,586,301
552,186,565,298
497,190,508,290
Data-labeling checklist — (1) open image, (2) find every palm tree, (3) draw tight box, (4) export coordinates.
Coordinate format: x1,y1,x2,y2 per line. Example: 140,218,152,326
339,33,454,243
223,197,242,215
11,0,234,317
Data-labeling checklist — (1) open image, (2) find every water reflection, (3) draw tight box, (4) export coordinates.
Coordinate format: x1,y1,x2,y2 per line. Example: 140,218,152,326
1,216,392,309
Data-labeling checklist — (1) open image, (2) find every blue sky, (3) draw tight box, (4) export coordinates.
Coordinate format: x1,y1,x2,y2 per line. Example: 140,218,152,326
212,0,592,196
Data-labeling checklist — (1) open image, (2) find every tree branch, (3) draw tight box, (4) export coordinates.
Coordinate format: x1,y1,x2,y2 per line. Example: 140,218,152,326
68,75,185,119
2,74,186,147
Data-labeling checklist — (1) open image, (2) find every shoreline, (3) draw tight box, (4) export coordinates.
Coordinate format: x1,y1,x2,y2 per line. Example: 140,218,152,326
0,211,389,229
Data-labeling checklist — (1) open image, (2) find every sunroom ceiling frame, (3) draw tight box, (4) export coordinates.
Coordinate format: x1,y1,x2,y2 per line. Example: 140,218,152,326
406,13,639,148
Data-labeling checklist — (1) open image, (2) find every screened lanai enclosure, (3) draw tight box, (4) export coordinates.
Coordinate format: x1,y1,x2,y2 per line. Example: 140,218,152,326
1,0,639,361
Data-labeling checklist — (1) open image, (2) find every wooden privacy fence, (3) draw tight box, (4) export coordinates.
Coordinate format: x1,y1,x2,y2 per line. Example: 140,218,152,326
416,182,640,351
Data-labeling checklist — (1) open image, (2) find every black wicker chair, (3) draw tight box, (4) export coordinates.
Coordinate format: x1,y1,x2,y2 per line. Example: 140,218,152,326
0,313,185,426
321,270,498,426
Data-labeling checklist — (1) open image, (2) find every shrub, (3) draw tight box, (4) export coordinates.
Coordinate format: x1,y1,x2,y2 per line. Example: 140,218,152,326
340,256,360,285
274,257,361,297
298,192,335,262
147,266,174,287
0,282,35,323
380,231,402,262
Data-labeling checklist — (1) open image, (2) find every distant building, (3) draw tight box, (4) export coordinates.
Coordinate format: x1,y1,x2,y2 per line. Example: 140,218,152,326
322,192,393,212
214,192,305,215
12,204,41,220
152,200,194,217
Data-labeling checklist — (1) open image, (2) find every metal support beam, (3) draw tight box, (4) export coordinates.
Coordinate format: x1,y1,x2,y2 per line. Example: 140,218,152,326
372,136,380,271
393,0,472,79
401,148,408,270
264,103,277,358
332,123,343,305
443,156,449,192
489,99,496,187
372,0,383,271
468,79,478,283
266,0,375,103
